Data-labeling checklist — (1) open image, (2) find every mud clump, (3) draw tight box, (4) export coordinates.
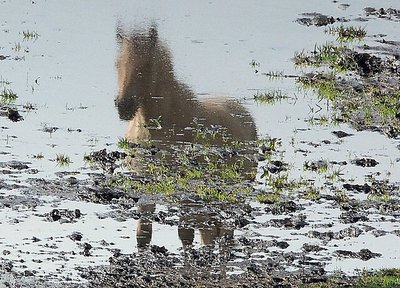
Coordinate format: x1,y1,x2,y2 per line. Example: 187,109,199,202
354,52,383,76
335,249,381,261
7,108,23,122
48,208,81,223
268,215,308,230
340,211,369,224
296,13,347,26
364,7,400,20
84,149,127,174
332,130,353,138
351,158,379,167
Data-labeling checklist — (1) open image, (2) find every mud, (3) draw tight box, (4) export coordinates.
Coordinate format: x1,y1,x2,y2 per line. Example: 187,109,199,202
296,13,347,27
1,1,400,288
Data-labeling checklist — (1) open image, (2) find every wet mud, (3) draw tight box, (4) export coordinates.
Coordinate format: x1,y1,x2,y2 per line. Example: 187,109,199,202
1,2,400,288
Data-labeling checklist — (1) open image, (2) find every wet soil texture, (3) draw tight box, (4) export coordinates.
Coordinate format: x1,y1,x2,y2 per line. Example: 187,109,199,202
1,1,400,287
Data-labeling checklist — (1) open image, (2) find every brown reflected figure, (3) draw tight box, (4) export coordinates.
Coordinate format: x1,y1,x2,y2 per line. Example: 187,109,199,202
136,202,156,252
115,25,257,145
178,206,234,279
118,25,254,269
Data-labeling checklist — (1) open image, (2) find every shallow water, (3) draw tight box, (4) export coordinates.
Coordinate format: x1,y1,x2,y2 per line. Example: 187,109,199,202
1,0,400,281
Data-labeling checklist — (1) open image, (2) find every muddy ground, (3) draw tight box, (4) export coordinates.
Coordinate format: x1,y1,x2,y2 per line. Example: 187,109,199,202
1,3,400,288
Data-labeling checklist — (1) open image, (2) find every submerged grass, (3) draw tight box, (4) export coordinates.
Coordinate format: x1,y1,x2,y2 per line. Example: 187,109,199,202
294,42,355,72
56,154,72,167
93,125,258,202
325,25,366,43
253,90,288,104
0,88,18,104
293,25,400,136
22,30,39,40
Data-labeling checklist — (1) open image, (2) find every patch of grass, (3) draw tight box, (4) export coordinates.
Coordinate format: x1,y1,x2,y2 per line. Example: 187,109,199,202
0,88,18,104
253,90,288,104
333,189,350,206
325,25,366,43
56,154,72,167
353,269,400,288
195,185,237,202
327,168,344,182
257,137,281,153
256,192,281,204
117,137,131,150
263,70,285,79
146,162,168,176
249,59,260,69
297,73,342,101
220,162,243,181
302,269,400,287
293,25,400,136
90,124,259,202
185,168,202,179
152,177,176,195
13,42,21,52
294,43,355,72
303,186,320,200
22,30,39,40
305,114,342,127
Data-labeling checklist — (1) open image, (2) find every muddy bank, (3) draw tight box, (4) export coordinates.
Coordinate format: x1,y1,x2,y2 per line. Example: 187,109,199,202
294,7,400,138
1,1,400,287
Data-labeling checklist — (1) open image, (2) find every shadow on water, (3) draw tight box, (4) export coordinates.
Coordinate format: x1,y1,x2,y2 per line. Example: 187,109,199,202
115,25,257,145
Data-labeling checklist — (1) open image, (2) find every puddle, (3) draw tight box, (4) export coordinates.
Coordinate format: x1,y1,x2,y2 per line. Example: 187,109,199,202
1,0,400,286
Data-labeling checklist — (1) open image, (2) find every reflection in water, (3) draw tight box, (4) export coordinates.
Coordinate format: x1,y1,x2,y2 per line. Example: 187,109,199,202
118,25,253,270
136,202,155,251
136,202,234,259
115,25,257,145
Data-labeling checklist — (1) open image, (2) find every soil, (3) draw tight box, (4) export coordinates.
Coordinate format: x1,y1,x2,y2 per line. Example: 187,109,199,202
1,2,400,288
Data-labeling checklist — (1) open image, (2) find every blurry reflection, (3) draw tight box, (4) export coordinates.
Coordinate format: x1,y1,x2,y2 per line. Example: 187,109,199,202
135,201,234,262
115,25,256,145
178,207,234,277
136,202,156,252
119,25,250,268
